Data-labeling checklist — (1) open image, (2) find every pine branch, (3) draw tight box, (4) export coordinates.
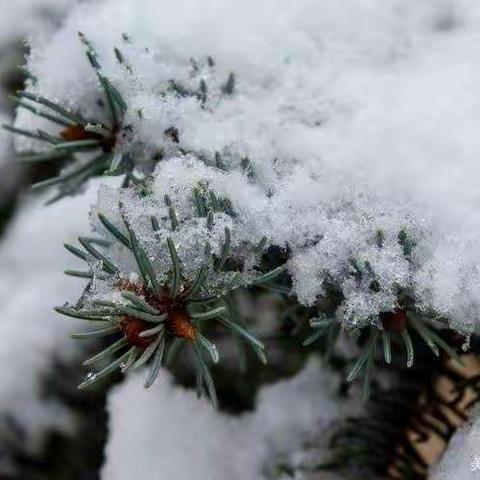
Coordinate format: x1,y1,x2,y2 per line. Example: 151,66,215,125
57,195,280,407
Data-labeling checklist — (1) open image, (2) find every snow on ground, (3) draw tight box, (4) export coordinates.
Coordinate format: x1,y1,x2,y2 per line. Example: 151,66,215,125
101,358,352,480
0,179,109,453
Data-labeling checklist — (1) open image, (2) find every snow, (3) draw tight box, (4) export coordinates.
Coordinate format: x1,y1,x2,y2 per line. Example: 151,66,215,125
432,406,480,479
0,179,107,454
0,0,73,45
87,156,268,307
13,0,480,333
101,358,353,480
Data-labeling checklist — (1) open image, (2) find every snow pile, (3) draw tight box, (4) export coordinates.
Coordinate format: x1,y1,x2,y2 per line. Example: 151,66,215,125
432,407,480,479
87,157,267,306
12,0,480,333
101,358,351,480
0,179,105,455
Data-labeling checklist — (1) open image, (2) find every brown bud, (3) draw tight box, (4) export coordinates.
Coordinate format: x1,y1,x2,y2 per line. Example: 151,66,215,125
60,125,93,141
60,124,116,152
120,316,155,349
167,307,196,341
381,310,407,332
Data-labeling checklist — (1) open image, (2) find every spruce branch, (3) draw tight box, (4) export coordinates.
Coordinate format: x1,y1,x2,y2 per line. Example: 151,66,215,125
4,34,132,203
305,308,465,400
5,36,241,205
56,198,278,406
